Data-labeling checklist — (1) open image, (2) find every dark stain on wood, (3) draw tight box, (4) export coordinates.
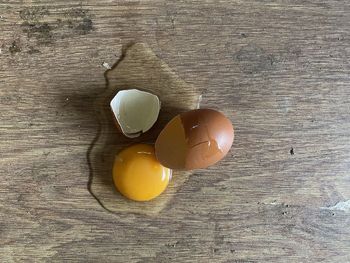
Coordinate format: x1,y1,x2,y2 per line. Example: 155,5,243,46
63,7,94,35
19,5,94,45
19,6,50,21
234,44,275,74
8,40,21,54
74,17,93,35
21,22,53,44
290,147,294,155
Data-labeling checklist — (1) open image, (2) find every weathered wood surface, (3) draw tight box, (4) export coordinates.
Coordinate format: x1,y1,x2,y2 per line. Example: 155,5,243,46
1,1,350,262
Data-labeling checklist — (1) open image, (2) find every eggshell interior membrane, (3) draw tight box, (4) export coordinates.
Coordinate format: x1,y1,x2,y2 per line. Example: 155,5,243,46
110,89,160,138
155,109,234,170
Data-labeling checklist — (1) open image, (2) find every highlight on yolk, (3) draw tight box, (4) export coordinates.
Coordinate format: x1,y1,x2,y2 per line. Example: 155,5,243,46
113,144,172,201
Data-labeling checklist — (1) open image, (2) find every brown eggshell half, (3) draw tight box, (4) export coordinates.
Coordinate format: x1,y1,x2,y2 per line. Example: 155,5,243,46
155,109,234,170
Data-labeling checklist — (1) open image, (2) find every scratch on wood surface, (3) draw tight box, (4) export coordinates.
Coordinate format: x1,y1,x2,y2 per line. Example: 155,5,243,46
321,200,350,212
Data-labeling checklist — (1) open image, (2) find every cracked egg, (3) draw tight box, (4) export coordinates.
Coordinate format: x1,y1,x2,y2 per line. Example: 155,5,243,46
155,109,234,170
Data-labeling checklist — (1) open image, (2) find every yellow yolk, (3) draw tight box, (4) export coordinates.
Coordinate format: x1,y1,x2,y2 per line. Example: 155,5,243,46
113,144,172,201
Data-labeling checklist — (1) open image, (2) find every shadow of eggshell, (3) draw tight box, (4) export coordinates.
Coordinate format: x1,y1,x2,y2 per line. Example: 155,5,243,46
89,43,201,216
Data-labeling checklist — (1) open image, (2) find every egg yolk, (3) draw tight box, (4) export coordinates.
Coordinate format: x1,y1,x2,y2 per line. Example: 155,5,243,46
113,144,172,201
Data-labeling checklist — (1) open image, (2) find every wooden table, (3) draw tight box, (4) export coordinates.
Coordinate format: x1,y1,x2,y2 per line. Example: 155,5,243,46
1,1,349,262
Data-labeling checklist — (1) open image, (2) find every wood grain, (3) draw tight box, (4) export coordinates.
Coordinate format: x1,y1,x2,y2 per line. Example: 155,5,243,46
1,1,350,262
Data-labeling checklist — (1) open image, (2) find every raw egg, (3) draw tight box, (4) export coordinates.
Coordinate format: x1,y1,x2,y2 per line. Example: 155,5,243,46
155,109,234,170
113,144,172,201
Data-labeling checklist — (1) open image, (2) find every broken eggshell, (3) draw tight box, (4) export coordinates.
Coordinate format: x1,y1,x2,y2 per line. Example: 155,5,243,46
110,89,161,138
155,109,234,170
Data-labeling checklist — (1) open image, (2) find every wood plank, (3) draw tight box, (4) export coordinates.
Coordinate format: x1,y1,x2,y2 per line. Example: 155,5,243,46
0,1,349,262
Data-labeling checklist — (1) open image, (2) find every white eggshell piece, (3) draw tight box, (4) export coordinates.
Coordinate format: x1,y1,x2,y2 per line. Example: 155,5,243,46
110,89,161,138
